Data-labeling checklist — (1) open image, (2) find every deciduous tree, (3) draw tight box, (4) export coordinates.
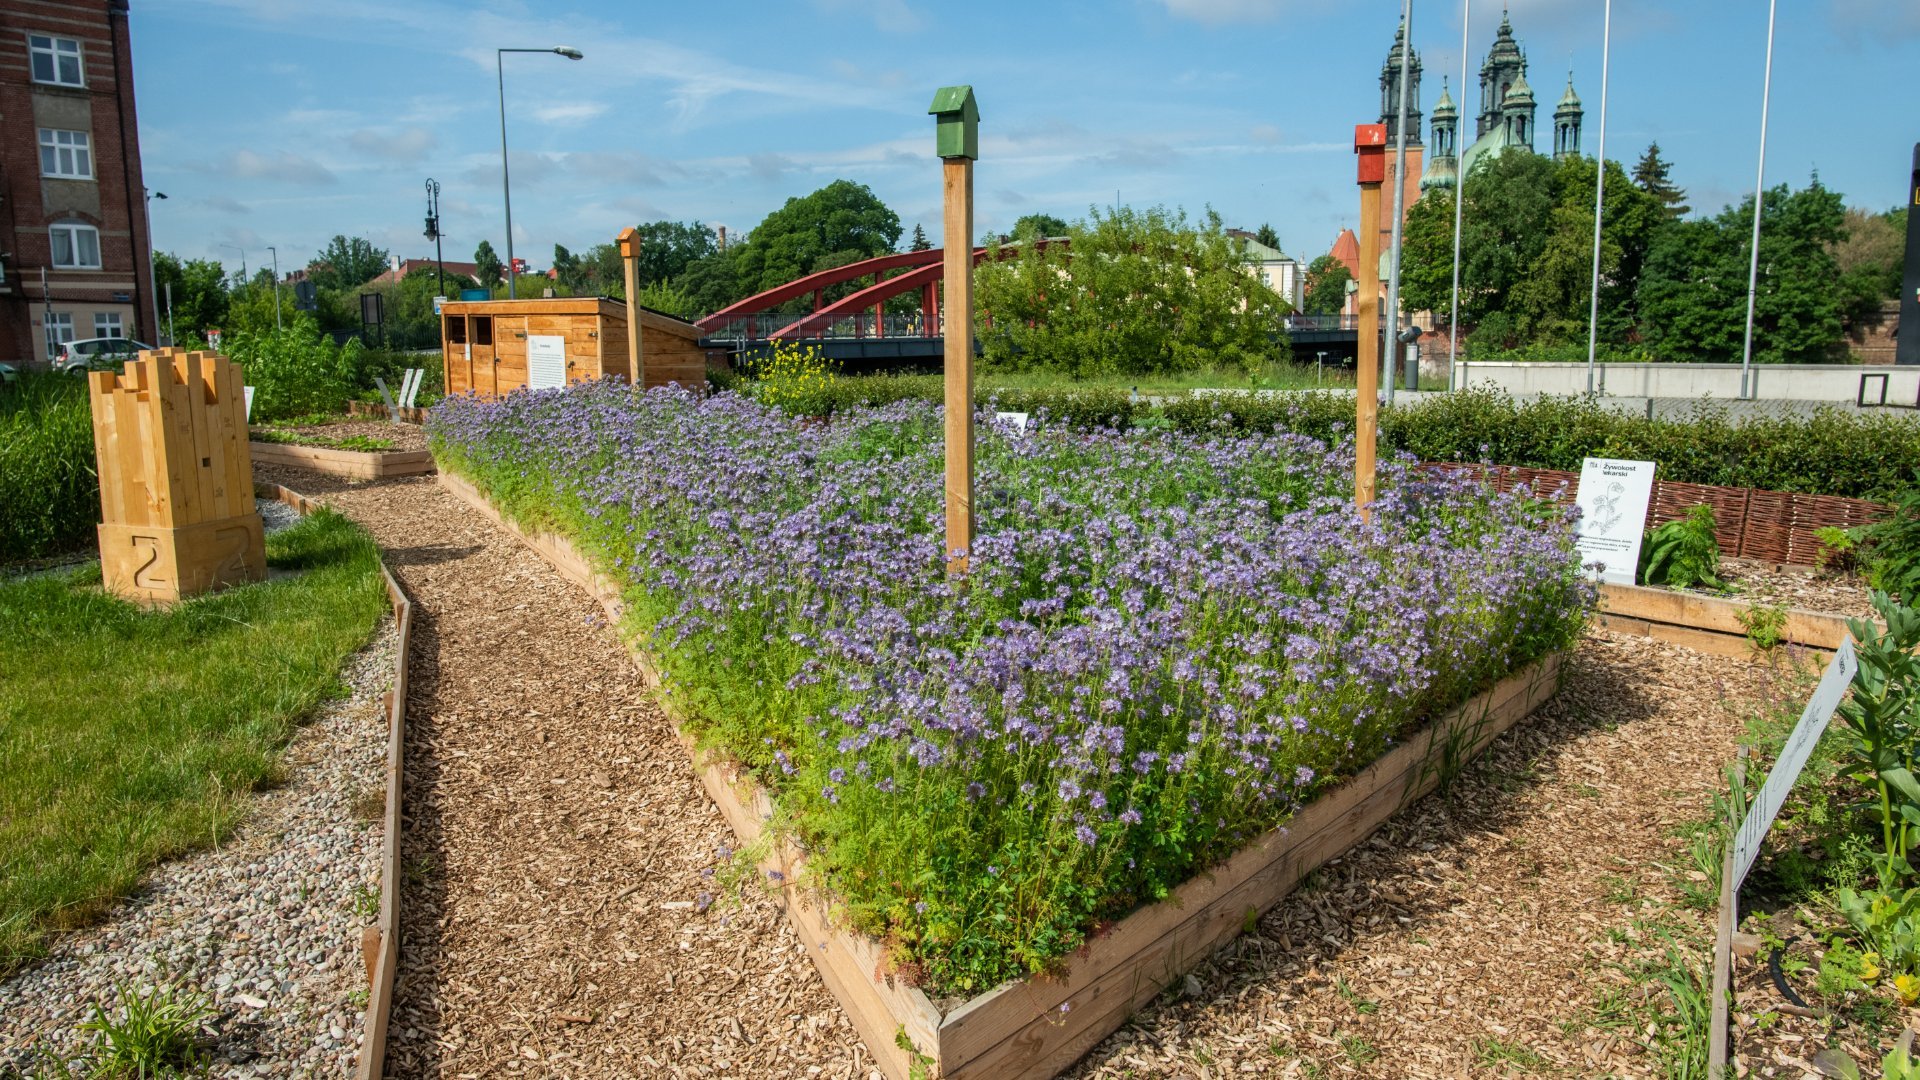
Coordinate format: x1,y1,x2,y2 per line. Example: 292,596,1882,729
305,235,389,292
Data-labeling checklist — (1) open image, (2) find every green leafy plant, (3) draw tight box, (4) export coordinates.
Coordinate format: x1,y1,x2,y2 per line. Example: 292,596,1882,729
0,371,96,560
77,981,210,1078
1817,525,1862,576
1838,887,1920,982
1739,602,1789,651
1839,592,1920,885
1639,505,1723,590
221,317,363,422
1856,476,1920,602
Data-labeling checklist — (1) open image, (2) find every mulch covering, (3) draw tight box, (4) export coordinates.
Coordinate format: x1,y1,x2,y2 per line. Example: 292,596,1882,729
251,461,1905,1078
249,421,428,454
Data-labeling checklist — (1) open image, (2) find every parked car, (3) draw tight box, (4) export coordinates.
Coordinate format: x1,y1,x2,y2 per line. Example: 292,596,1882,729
53,337,152,375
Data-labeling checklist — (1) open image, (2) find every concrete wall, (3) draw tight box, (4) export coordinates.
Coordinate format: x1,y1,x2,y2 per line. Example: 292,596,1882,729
1454,361,1920,403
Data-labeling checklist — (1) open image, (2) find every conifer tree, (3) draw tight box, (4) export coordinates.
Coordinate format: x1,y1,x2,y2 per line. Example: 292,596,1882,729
1631,143,1691,219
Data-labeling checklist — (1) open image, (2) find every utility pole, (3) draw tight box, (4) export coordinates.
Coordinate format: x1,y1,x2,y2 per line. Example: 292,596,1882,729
267,246,282,330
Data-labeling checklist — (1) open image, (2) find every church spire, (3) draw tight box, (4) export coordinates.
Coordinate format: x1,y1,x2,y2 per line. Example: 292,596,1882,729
1379,21,1423,146
1553,72,1584,159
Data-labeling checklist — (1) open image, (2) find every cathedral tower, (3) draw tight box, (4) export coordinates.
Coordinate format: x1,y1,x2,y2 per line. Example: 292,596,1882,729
1379,23,1423,146
1476,12,1528,139
1501,70,1535,150
1422,79,1459,190
1553,75,1584,159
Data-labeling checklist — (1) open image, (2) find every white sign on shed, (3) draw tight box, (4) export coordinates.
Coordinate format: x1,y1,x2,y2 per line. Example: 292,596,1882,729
526,334,566,390
1574,457,1657,584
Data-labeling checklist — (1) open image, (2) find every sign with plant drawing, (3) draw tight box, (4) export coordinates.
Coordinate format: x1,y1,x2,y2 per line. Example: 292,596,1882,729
1574,457,1656,584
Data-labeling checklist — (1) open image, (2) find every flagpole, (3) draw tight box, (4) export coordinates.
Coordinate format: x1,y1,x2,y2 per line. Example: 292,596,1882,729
1447,0,1469,389
1738,0,1777,401
1384,0,1415,404
1584,0,1612,395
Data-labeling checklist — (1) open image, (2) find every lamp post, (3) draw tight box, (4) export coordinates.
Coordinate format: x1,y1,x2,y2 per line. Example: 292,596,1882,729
424,178,445,297
1738,0,1778,400
497,45,583,300
143,189,166,344
266,245,282,330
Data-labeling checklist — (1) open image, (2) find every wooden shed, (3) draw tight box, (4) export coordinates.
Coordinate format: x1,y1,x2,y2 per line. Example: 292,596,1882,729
439,297,714,398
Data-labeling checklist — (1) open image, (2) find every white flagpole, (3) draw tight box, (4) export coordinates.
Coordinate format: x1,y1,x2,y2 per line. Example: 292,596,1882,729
1384,0,1415,403
1447,0,1469,389
1739,0,1777,401
1584,0,1612,395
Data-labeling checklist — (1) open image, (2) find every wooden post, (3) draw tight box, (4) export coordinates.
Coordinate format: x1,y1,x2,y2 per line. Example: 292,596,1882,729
931,85,980,574
618,227,645,389
1708,748,1748,1080
1354,124,1387,516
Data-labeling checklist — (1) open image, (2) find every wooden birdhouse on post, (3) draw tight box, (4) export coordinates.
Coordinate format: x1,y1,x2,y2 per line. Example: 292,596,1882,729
89,348,265,605
617,226,646,388
930,84,979,575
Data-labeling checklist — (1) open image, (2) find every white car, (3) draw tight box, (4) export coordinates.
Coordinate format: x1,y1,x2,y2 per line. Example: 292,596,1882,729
53,337,152,374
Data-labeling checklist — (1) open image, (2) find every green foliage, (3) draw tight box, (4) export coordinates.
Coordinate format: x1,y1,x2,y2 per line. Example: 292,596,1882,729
1631,142,1690,218
731,179,902,297
1008,212,1070,240
221,318,363,422
1638,179,1848,364
632,220,719,286
304,234,389,292
741,341,840,416
1639,505,1722,590
973,205,1289,379
1833,207,1906,328
0,509,388,972
1838,887,1920,979
1853,476,1920,601
353,265,455,349
1402,152,1667,348
151,252,229,343
1738,602,1789,651
0,373,96,560
1302,254,1351,316
633,279,702,321
473,239,503,289
76,980,211,1078
1839,591,1920,886
1161,388,1920,501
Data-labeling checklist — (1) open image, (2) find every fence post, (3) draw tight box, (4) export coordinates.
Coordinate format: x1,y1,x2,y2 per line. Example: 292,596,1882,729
89,347,265,605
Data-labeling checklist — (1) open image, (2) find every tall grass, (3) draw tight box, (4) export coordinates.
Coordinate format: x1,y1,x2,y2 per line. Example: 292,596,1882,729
0,372,97,562
0,509,389,973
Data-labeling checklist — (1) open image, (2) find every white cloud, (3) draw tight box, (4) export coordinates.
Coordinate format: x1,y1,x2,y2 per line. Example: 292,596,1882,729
225,149,336,185
533,102,610,125
346,127,437,163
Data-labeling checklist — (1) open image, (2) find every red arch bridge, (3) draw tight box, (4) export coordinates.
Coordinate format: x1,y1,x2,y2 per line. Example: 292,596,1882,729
694,243,1403,371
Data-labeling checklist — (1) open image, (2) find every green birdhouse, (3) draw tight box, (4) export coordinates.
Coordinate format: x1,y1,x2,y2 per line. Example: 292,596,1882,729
928,85,979,161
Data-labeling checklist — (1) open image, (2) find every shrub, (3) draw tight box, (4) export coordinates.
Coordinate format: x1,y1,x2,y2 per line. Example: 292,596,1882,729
221,318,362,422
741,341,840,416
1853,477,1920,602
1639,505,1723,589
0,373,97,561
429,382,1588,993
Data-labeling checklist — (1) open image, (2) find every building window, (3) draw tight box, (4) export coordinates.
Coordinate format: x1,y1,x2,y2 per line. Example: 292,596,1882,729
94,312,123,339
38,129,92,179
44,312,73,360
28,35,83,88
49,222,101,269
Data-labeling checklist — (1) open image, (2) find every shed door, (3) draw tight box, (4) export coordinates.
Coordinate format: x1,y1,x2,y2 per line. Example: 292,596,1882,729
471,315,497,397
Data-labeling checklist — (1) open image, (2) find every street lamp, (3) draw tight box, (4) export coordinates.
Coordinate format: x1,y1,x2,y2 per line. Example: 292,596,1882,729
266,245,282,330
424,178,445,297
497,45,583,299
143,189,166,344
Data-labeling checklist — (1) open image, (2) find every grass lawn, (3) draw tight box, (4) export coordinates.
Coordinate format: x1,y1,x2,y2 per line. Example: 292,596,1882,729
0,508,389,973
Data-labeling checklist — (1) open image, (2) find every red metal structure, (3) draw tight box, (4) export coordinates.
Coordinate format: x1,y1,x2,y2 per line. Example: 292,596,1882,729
695,241,1065,342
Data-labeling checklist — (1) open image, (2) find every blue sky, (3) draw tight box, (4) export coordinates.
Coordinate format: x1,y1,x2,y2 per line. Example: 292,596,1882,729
134,0,1917,280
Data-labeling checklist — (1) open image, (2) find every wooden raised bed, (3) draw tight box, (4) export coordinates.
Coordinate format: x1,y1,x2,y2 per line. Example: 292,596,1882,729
436,469,1566,1079
1595,582,1853,659
249,440,435,480
347,399,430,425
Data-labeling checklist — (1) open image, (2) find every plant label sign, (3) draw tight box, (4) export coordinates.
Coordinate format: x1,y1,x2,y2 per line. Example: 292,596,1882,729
995,411,1029,436
1730,638,1856,890
1574,457,1656,584
527,335,566,391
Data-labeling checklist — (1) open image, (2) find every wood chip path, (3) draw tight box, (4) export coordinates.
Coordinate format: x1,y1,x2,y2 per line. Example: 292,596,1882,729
257,465,1780,1079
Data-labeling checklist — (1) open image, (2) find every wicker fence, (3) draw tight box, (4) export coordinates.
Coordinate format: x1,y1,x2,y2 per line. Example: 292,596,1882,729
1423,463,1891,566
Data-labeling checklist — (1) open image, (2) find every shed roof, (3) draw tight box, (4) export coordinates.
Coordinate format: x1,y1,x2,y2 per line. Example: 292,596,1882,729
437,297,705,339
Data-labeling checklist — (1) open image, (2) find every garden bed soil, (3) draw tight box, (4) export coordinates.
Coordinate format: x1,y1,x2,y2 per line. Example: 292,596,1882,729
252,421,429,454
249,422,433,481
0,620,397,1078
1710,557,1875,620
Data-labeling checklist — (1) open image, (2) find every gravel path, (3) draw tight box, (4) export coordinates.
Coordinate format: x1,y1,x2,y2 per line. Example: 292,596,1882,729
249,466,870,1078
0,619,396,1078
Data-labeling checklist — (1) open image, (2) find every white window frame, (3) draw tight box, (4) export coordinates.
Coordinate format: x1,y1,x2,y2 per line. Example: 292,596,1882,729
27,35,82,88
49,221,101,269
38,128,92,179
93,312,123,339
44,312,73,360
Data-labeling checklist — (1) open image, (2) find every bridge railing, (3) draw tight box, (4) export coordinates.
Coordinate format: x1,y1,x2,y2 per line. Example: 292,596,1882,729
702,311,946,342
1283,313,1438,332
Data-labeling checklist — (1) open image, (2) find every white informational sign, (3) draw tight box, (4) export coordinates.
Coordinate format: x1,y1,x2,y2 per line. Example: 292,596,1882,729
994,411,1029,436
432,295,448,316
244,385,254,421
1574,457,1657,584
1730,639,1857,889
526,334,566,390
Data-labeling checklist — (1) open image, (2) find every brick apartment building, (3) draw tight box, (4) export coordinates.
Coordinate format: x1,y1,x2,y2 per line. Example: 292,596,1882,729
0,0,151,365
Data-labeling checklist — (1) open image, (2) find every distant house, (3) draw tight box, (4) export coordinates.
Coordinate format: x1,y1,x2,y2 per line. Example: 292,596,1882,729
1225,229,1304,311
364,256,479,289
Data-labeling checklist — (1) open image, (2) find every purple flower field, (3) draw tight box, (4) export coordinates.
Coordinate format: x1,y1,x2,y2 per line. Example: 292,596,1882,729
430,381,1589,994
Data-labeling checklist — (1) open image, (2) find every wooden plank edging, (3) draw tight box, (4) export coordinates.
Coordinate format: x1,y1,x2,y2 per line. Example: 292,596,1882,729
1597,582,1854,659
249,441,436,480
254,482,409,1080
434,469,1567,1079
